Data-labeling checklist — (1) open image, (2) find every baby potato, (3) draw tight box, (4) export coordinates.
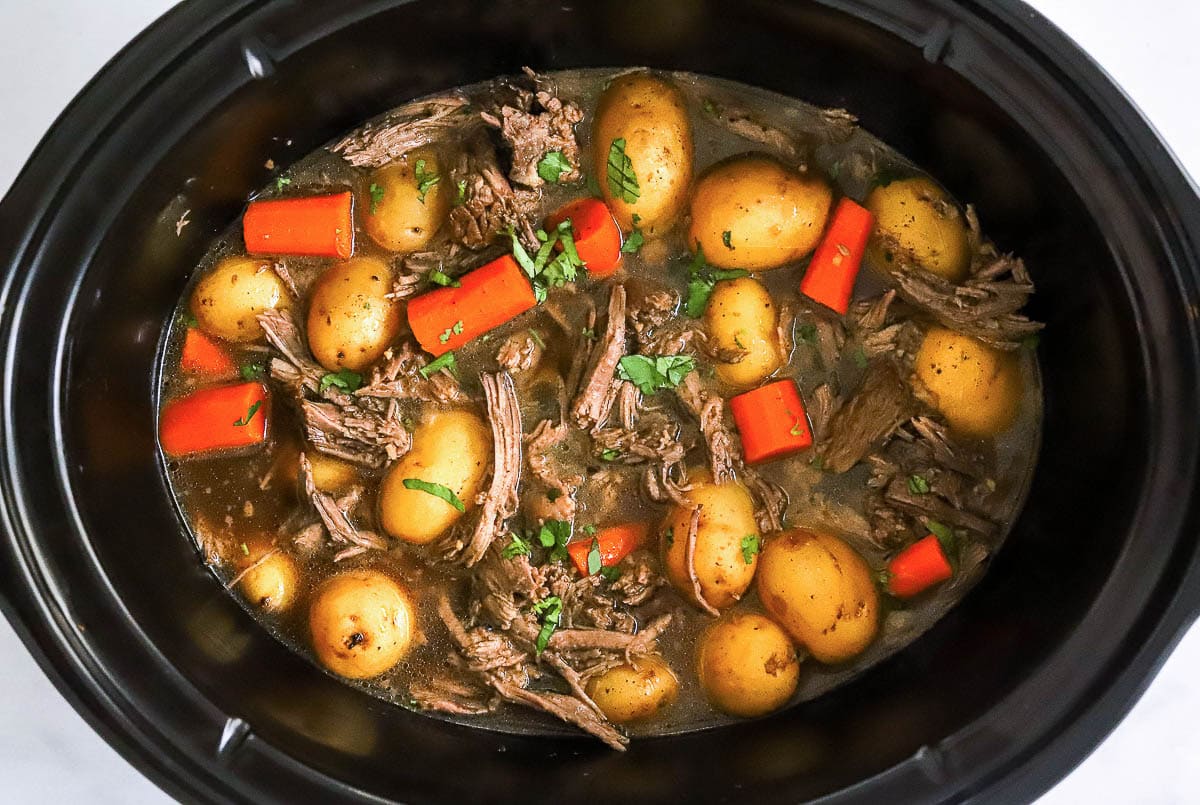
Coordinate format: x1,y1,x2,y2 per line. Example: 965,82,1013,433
364,148,450,253
866,176,970,282
757,528,879,664
306,256,402,372
914,326,1022,437
593,72,693,237
585,656,680,724
705,276,784,388
662,473,760,610
698,612,800,717
239,549,300,613
309,570,415,680
379,409,491,544
190,255,287,342
307,452,360,493
688,155,832,271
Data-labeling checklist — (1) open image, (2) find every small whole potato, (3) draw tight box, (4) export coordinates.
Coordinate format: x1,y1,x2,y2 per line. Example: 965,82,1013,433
190,255,287,342
689,155,832,271
309,570,415,680
379,409,491,544
585,655,680,724
914,326,1022,437
364,148,450,254
705,276,784,388
238,549,300,613
592,72,693,237
757,528,879,664
661,472,760,611
307,452,360,493
866,176,970,282
306,256,402,372
698,612,800,717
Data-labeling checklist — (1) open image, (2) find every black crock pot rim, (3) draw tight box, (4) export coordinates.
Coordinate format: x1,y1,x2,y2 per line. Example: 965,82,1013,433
0,1,1197,803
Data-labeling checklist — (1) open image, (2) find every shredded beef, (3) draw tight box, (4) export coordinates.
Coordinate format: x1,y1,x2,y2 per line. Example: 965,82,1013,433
297,453,387,557
626,284,680,350
676,372,741,484
743,468,788,533
821,361,916,473
608,552,667,607
524,419,581,523
409,673,499,716
496,331,543,374
448,134,540,251
683,506,720,616
572,284,627,430
330,94,477,168
481,68,583,188
355,343,467,405
808,383,840,444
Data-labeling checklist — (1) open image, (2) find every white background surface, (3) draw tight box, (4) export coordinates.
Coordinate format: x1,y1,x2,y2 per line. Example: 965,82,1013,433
0,1,1197,803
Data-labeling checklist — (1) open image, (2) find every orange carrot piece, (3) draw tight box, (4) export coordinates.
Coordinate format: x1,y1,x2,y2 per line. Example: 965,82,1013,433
407,254,537,356
568,522,649,576
180,328,236,377
546,197,623,277
243,191,354,258
886,534,953,598
159,381,269,458
799,197,874,314
729,379,813,465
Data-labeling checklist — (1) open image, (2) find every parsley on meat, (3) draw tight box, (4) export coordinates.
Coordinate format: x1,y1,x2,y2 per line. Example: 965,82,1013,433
532,596,563,654
501,532,533,559
419,351,457,379
908,474,931,495
401,478,465,512
537,151,572,184
606,138,640,203
319,368,363,393
453,179,467,206
617,355,696,396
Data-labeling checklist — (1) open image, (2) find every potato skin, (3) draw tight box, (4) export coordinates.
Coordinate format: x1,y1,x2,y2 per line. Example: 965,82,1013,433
866,177,970,282
239,550,299,613
688,155,832,271
190,255,287,342
705,276,783,388
698,612,800,717
914,326,1021,437
306,256,402,372
364,148,449,253
592,72,693,237
585,656,679,724
661,474,760,610
307,452,360,493
379,409,491,544
309,570,414,680
757,528,879,664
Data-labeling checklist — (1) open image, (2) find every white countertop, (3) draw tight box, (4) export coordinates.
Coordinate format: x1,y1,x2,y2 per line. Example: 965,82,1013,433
0,1,1196,802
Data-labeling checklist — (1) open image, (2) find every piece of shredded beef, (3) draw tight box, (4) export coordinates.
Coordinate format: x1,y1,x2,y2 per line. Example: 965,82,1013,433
625,285,680,351
683,506,720,616
743,468,788,533
297,453,387,557
608,552,667,607
409,673,499,716
355,343,467,405
330,94,477,168
496,331,544,374
808,383,840,444
821,361,916,474
571,284,627,430
524,419,581,523
676,372,741,485
481,67,583,188
448,134,541,251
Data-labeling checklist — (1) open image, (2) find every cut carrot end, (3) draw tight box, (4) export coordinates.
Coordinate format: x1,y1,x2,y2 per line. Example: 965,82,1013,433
567,522,647,576
886,534,953,598
160,381,269,458
243,191,355,258
799,197,873,314
547,197,623,278
730,379,813,465
407,254,537,356
180,328,237,377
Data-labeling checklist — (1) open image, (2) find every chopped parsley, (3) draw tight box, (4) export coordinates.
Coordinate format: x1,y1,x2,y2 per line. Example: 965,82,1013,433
617,354,696,396
740,534,760,564
621,213,645,255
585,172,603,198
532,596,563,654
537,519,572,563
232,400,262,427
599,448,620,462
733,331,747,350
501,532,533,559
454,179,467,206
797,323,818,345
581,326,596,340
240,542,250,556
546,488,562,502
401,478,465,512
438,320,464,344
537,151,572,184
368,182,385,215
599,566,622,582
581,524,598,536
180,311,199,328
505,220,586,303
606,138,640,203
685,243,749,317
240,362,265,381
419,351,457,379
275,177,292,192
852,346,869,369
789,418,807,437
428,269,461,288
722,230,735,250
586,538,603,576
528,329,546,350
908,474,931,495
319,368,363,393
926,519,955,549
414,159,439,203
664,527,675,548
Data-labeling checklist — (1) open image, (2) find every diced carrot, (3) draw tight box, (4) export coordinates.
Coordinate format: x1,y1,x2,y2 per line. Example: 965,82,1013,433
729,379,813,465
799,197,874,314
180,328,236,377
407,254,537,357
546,198,623,277
886,534,953,598
243,191,354,258
568,523,649,576
159,382,269,458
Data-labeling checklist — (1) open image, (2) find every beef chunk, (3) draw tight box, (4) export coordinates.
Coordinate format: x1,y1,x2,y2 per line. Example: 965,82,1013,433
448,134,540,251
330,95,477,168
481,68,583,188
571,284,627,431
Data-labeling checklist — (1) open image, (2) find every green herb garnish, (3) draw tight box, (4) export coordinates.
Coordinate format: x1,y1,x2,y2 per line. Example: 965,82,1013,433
684,243,749,317
599,448,620,462
537,151,572,184
419,351,457,379
501,532,533,559
617,355,696,396
606,138,640,203
926,519,955,549
529,329,546,350
276,177,292,192
599,566,622,582
368,182,385,215
722,230,734,250
537,520,573,563
232,401,263,427
319,369,363,393
908,475,931,495
402,478,465,512
664,527,675,548
428,269,461,288
240,542,250,556
532,596,563,654
438,320,464,345
740,534,760,564
414,159,439,204
797,323,818,345
621,213,644,255
586,538,602,576
240,362,265,381
505,221,586,303
454,179,467,206
789,418,806,437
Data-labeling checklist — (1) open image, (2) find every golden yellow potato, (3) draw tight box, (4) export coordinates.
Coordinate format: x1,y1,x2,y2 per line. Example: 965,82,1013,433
592,72,693,237
698,612,800,717
306,256,402,372
239,550,300,613
379,409,491,544
866,177,970,282
661,473,760,610
307,452,359,493
190,255,287,342
585,656,679,724
364,148,450,253
309,570,415,680
757,528,879,664
688,155,832,271
705,276,784,388
914,327,1022,437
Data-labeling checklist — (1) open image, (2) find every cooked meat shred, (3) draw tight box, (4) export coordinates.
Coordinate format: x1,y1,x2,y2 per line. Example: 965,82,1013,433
330,95,477,168
482,68,583,188
821,361,916,473
496,331,543,374
297,453,387,556
572,284,627,430
448,134,540,251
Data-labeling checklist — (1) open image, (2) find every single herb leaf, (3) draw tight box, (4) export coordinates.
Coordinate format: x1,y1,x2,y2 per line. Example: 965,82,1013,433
797,323,818,345
622,212,644,254
501,533,533,559
369,182,385,215
599,448,620,462
617,355,696,396
537,151,572,184
232,400,263,427
740,534,760,564
586,538,602,576
414,159,439,204
319,368,363,393
402,478,465,512
532,596,563,654
240,362,265,381
276,177,292,192
599,565,622,582
419,351,457,379
908,474,931,495
606,138,640,203
926,519,955,549
722,230,734,250
454,179,467,206
428,269,461,288
538,520,572,562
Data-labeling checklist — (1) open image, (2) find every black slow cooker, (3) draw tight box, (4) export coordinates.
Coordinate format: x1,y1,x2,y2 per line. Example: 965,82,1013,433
1,1,1198,802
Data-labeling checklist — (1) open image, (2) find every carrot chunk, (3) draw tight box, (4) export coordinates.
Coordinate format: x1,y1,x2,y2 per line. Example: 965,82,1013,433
406,255,538,357
886,534,954,598
243,191,354,258
729,379,813,465
180,328,236,377
568,523,649,576
159,382,269,458
799,197,873,314
546,198,623,277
